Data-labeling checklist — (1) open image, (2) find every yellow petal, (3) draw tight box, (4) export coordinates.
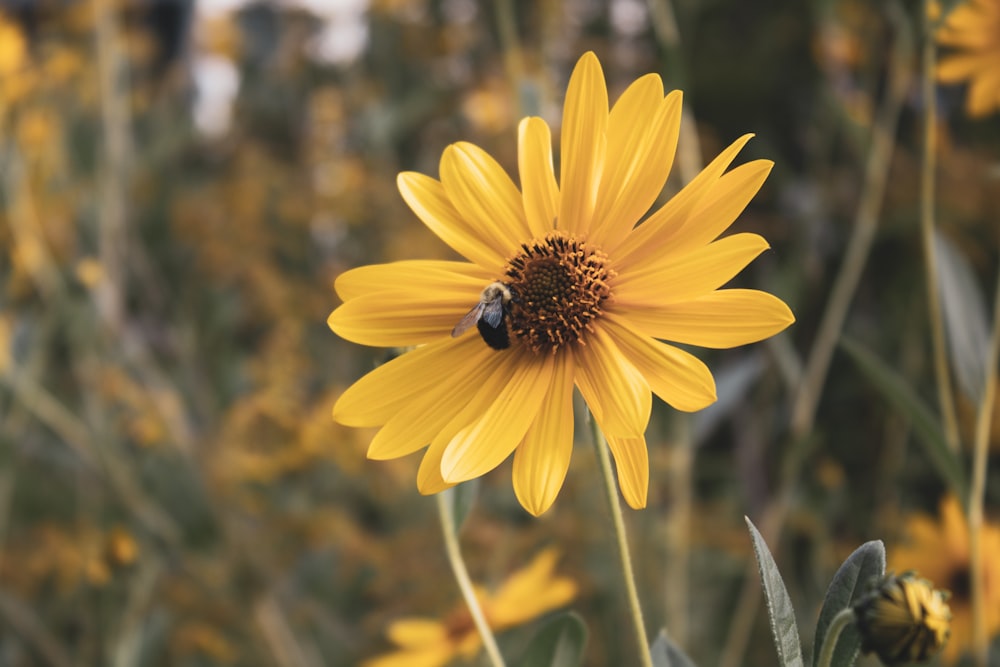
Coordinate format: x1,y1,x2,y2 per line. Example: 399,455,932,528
386,620,449,647
440,142,530,256
329,290,474,347
936,51,998,82
613,133,754,262
361,646,455,667
605,434,648,509
604,315,716,412
333,336,480,427
574,326,651,437
491,548,577,625
663,159,773,256
512,353,576,516
965,68,1000,117
367,345,506,460
397,171,506,272
559,51,607,235
592,88,683,249
334,260,491,301
614,233,771,307
416,438,457,495
441,351,554,483
617,289,795,348
518,117,560,238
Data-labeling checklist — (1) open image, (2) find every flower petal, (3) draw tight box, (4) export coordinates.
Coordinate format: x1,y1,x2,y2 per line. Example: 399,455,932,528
491,548,577,624
614,233,771,307
398,171,506,271
617,288,795,348
613,133,754,263
387,620,449,647
440,142,530,257
936,51,998,82
441,351,554,483
361,646,455,667
604,315,716,412
367,345,506,460
329,288,479,347
663,159,773,256
574,326,651,437
416,438,456,495
592,87,683,249
334,260,492,301
518,117,560,238
559,52,607,235
965,67,1000,116
604,434,648,509
332,336,482,427
512,352,576,516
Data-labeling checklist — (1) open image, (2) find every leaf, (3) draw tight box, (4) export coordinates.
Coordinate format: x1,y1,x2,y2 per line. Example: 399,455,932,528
650,630,698,667
840,337,967,502
812,540,886,667
935,231,991,403
450,479,480,533
745,517,805,667
517,612,587,667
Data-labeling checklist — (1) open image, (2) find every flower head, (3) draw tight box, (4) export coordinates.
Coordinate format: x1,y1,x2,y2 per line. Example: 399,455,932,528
363,548,576,667
890,495,1000,664
330,52,794,515
854,571,952,665
936,0,1000,117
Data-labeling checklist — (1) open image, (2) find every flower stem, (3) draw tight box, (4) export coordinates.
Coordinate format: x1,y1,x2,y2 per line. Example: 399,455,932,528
588,413,654,667
436,490,506,667
968,264,1000,667
815,609,857,667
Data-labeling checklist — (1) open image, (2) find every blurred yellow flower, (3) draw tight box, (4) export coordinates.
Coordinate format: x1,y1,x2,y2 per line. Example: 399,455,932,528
363,548,576,667
890,496,1000,664
0,14,26,77
329,51,794,515
937,0,1000,117
854,571,951,665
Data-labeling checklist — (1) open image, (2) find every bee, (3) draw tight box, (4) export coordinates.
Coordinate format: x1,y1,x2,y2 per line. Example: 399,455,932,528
451,281,514,350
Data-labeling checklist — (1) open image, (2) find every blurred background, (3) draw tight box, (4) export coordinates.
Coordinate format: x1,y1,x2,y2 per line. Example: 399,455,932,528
0,0,998,665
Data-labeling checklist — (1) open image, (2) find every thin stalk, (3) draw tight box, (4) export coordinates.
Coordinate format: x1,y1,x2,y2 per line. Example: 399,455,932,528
920,0,961,452
436,491,506,667
968,265,1000,667
815,608,856,667
588,414,654,667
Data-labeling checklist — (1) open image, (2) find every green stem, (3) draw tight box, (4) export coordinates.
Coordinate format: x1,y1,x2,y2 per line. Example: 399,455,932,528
436,490,506,667
815,608,857,667
588,413,654,667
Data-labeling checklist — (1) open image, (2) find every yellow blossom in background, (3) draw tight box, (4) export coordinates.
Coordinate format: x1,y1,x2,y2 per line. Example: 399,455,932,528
937,0,1000,117
0,13,26,78
329,51,794,515
363,548,576,667
890,495,1000,664
854,571,952,665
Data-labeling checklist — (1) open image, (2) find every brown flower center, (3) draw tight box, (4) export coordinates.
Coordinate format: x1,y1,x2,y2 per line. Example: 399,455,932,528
504,233,615,354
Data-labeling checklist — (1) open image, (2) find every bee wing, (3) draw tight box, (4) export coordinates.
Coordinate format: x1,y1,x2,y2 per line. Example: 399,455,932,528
451,302,485,337
480,299,505,328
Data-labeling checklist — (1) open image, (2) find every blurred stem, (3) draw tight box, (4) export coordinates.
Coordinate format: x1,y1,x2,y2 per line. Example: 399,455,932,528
968,265,1000,667
815,608,856,667
589,413,654,667
436,490,506,667
720,6,913,667
920,0,961,453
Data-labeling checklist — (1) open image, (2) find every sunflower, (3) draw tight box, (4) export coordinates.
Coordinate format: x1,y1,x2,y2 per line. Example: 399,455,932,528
362,548,576,667
890,495,1000,664
330,52,794,515
937,0,1000,117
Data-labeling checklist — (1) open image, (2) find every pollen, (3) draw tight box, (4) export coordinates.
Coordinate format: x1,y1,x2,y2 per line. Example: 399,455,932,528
504,232,615,354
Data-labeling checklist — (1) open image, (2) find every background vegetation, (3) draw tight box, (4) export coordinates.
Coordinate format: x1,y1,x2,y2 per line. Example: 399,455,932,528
0,0,997,665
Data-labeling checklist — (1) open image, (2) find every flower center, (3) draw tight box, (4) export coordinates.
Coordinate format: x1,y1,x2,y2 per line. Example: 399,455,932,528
504,232,615,354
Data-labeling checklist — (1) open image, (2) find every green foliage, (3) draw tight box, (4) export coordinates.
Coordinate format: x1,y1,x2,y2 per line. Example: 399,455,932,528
518,612,588,667
746,518,805,667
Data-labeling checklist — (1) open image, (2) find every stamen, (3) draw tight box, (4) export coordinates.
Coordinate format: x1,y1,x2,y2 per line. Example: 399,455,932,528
504,232,615,354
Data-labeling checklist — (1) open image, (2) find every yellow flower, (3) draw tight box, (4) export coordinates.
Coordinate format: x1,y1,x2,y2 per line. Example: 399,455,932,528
890,495,1000,664
854,571,952,665
937,0,1000,117
329,52,794,515
363,548,576,667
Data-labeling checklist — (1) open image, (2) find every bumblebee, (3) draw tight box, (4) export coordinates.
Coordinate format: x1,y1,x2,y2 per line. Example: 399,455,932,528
451,282,514,350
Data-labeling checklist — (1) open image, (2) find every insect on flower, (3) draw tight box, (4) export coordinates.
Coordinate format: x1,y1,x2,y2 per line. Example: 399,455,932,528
451,281,514,350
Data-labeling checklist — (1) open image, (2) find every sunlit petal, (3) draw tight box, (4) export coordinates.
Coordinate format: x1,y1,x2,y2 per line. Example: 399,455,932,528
559,51,607,235
334,261,492,301
574,327,651,437
604,434,648,509
518,117,560,237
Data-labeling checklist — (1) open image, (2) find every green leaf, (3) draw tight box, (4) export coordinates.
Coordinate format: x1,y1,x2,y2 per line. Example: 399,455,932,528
812,540,885,667
745,517,804,667
840,337,967,503
650,630,698,667
450,479,480,532
517,612,587,667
